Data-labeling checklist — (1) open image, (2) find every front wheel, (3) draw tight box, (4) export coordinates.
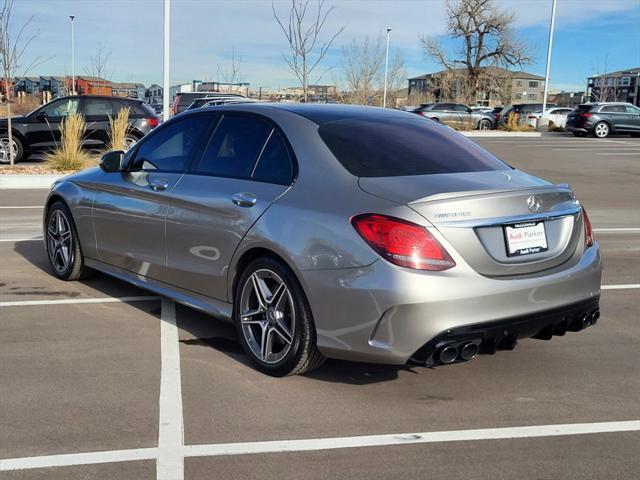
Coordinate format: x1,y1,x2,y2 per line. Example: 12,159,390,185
234,256,324,376
45,201,93,280
593,122,610,138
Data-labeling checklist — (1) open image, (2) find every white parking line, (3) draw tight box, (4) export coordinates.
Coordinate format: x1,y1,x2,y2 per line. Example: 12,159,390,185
2,420,639,471
601,284,640,290
0,296,160,308
597,152,640,156
157,299,185,480
0,448,158,471
184,420,640,458
0,236,42,242
0,206,43,209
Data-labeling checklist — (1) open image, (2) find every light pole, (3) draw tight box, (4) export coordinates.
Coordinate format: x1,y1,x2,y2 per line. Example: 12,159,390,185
69,15,75,95
382,28,391,108
162,0,170,121
541,0,557,114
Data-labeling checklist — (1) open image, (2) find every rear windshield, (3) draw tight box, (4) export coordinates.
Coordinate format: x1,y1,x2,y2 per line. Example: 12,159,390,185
318,116,511,177
574,105,593,113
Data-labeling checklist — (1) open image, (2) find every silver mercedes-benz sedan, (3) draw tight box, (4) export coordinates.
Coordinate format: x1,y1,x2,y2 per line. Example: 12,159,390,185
44,104,602,376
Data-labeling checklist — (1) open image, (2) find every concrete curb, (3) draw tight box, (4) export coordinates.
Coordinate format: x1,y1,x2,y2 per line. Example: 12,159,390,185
0,174,64,190
461,131,571,138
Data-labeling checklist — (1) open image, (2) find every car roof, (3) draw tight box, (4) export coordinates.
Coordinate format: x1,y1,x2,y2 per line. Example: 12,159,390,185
53,95,143,103
183,102,414,125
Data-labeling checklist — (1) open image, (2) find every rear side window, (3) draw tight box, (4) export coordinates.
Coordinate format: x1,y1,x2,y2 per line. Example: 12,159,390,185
601,105,626,113
574,105,593,113
252,130,294,185
194,114,272,178
318,116,510,177
83,98,116,116
131,115,211,172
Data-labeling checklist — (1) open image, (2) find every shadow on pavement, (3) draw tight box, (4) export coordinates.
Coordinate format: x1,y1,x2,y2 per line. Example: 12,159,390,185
12,239,411,385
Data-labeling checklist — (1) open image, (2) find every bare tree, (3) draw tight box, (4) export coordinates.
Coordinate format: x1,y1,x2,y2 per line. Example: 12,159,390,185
589,55,616,102
0,0,43,165
272,0,344,102
84,43,112,89
216,47,245,90
341,35,384,105
420,0,532,105
340,34,406,106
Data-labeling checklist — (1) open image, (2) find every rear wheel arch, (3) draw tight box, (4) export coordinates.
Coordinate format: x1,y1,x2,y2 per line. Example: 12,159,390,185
230,247,301,303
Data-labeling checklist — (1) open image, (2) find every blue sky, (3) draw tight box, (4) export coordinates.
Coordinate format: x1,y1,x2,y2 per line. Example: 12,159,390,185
15,0,640,92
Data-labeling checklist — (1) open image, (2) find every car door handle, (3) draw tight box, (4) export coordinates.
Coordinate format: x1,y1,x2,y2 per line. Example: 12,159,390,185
232,192,257,207
149,178,169,191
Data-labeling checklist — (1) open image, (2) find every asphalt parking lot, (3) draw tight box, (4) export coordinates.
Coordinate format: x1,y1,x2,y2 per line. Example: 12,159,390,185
1,135,639,479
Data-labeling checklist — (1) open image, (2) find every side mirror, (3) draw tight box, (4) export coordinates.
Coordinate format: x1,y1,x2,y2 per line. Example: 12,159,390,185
467,108,473,113
36,111,48,122
100,150,125,173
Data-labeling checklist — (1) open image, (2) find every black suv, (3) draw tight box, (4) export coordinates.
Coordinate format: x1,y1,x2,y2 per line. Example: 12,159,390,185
0,95,160,164
566,102,640,138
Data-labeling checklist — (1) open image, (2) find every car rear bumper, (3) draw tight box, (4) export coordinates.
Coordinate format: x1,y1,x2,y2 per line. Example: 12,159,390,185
301,243,602,365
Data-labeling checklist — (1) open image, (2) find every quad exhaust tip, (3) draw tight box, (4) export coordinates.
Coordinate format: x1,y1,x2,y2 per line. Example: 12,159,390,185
459,342,479,361
437,345,459,364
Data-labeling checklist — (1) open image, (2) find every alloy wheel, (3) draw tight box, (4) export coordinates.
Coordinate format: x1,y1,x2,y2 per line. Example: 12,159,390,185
124,136,138,150
594,123,609,138
0,138,18,163
239,268,295,364
47,210,73,273
479,119,491,130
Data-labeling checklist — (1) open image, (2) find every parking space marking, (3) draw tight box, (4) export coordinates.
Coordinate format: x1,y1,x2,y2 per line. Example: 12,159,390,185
601,284,640,290
0,296,160,308
0,448,158,471
0,236,42,242
0,206,43,209
183,420,640,458
597,152,640,156
3,420,639,471
157,299,185,480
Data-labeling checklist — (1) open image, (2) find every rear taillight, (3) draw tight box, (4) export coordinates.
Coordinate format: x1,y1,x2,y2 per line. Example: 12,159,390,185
579,113,593,118
147,117,159,128
494,113,501,120
582,207,594,247
417,111,425,116
351,214,455,271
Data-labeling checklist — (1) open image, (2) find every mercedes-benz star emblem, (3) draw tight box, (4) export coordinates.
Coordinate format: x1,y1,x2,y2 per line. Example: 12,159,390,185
527,195,541,213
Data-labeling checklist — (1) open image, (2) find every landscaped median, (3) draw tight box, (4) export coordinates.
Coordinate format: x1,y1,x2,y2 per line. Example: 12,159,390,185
460,131,572,138
0,168,67,189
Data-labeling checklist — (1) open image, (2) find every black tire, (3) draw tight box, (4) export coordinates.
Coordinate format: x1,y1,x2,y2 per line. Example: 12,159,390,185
592,121,610,138
0,134,23,164
233,256,324,376
572,132,586,137
44,201,94,281
478,119,492,130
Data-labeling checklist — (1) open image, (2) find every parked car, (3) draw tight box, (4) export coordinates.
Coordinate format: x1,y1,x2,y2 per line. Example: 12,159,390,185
412,103,495,130
526,107,574,129
498,103,557,126
44,104,601,376
470,106,493,114
566,102,640,138
186,96,256,111
491,106,504,122
0,95,159,164
171,92,245,115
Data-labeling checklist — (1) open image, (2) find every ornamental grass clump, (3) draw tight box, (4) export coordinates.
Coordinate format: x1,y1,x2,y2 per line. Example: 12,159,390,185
45,112,93,171
107,107,131,152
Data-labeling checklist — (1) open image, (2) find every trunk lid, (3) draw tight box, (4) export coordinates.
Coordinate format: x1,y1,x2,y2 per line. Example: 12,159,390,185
359,170,583,276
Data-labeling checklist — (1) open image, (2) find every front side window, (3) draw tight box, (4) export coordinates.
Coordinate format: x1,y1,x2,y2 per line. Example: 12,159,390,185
130,115,211,171
193,114,272,178
40,98,80,117
318,115,510,177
